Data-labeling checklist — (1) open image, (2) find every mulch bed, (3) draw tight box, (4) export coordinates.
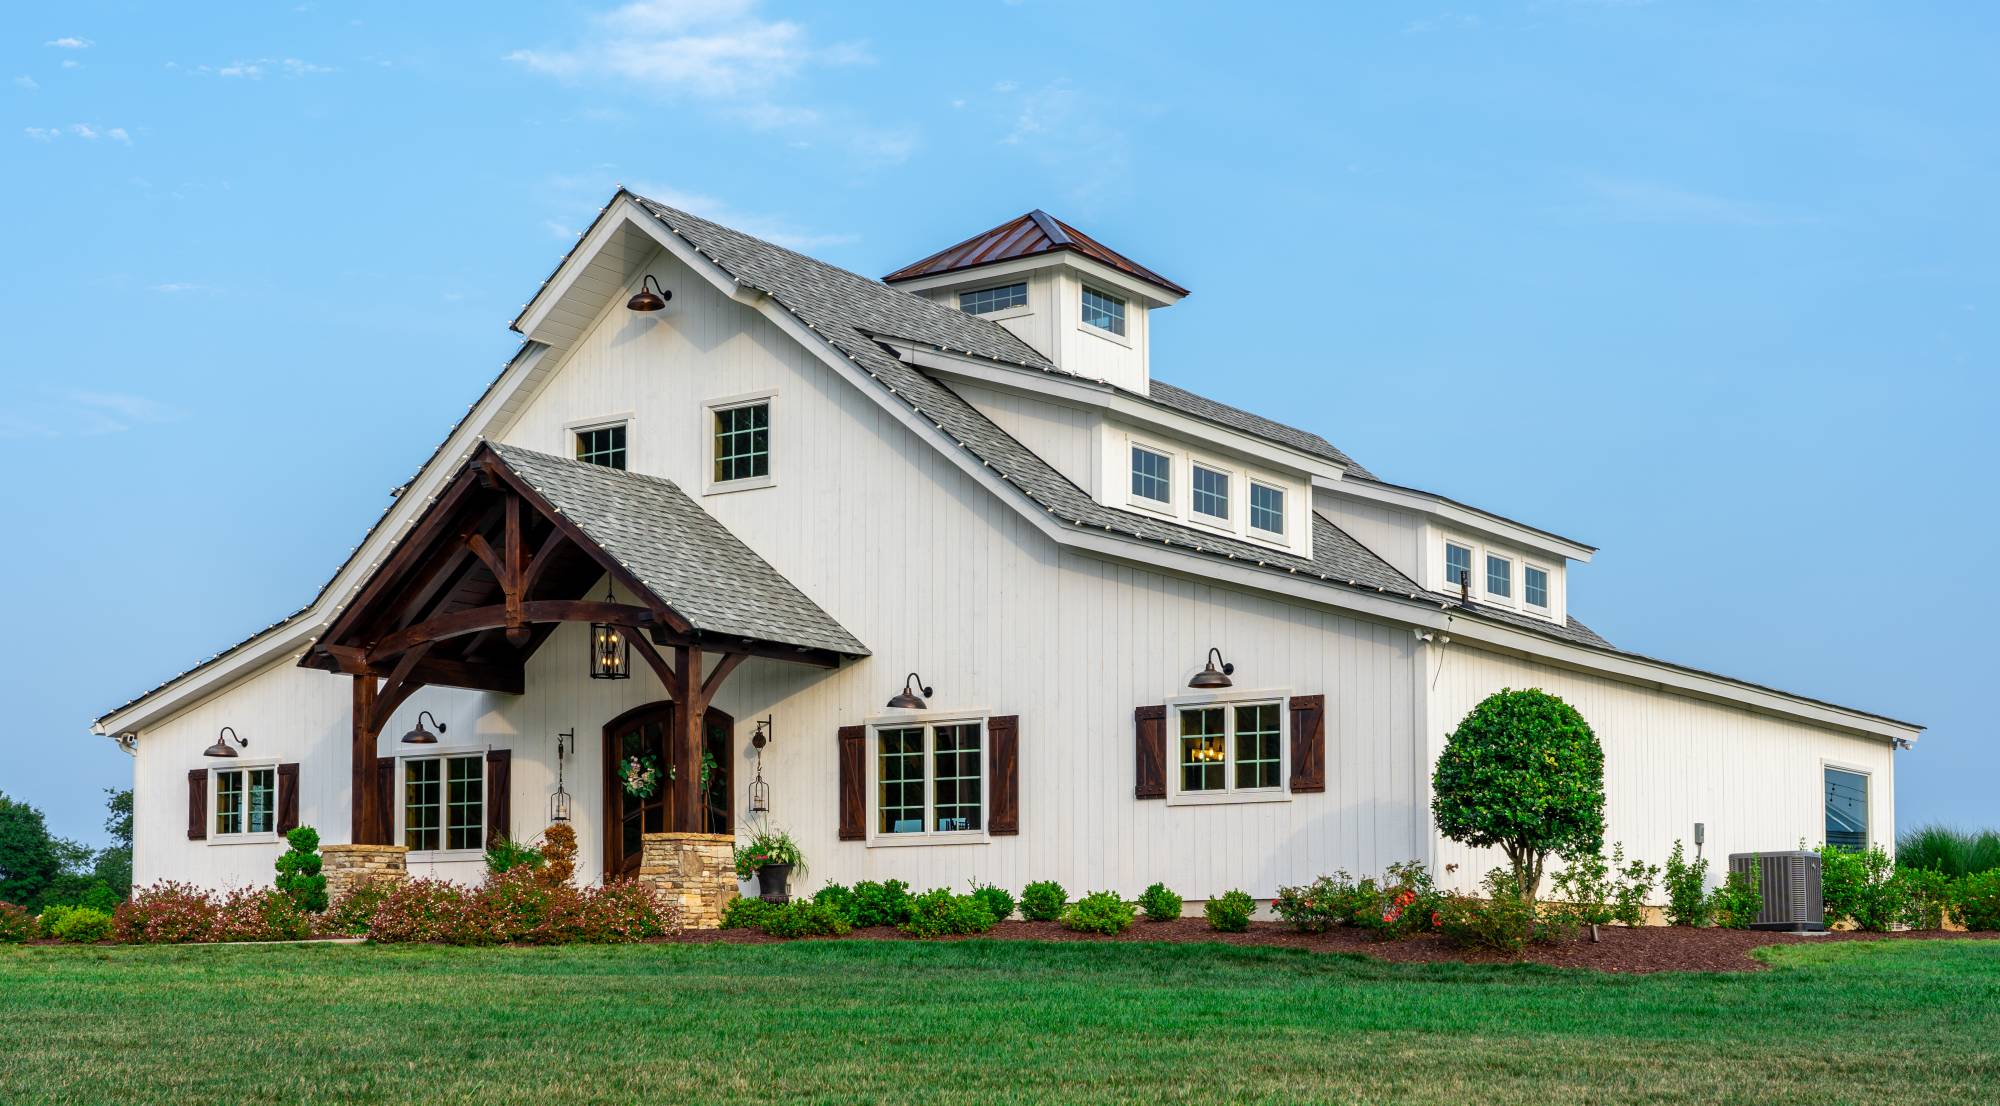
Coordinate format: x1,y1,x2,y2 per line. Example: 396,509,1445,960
671,918,2000,973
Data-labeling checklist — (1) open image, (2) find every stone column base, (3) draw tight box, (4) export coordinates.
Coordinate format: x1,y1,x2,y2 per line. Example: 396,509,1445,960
637,832,738,930
322,844,409,902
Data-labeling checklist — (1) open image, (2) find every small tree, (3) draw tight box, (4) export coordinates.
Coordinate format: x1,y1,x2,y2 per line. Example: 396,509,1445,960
274,826,328,913
1432,688,1605,902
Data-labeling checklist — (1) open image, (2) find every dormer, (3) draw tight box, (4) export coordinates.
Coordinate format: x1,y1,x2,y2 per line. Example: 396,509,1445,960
884,210,1187,395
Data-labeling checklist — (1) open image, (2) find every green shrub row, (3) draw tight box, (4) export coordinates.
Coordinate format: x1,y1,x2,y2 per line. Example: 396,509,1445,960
1823,844,1994,932
726,879,1235,939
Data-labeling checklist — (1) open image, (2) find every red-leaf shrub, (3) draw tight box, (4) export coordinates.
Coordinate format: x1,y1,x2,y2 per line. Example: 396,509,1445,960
364,879,490,945
216,887,312,942
365,871,676,945
0,902,33,943
116,882,222,944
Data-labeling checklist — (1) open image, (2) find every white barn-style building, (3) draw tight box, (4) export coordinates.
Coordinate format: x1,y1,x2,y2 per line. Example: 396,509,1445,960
93,193,1918,922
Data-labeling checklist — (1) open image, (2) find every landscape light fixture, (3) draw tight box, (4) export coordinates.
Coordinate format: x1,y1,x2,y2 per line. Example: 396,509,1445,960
626,274,671,312
887,673,932,710
401,710,446,745
203,726,247,758
1188,647,1235,690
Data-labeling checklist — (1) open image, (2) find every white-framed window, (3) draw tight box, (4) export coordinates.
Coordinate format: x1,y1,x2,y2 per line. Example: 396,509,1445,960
1524,564,1550,609
213,765,277,839
1130,444,1173,506
1191,463,1231,522
574,422,627,470
1824,765,1869,851
1081,286,1126,336
1485,554,1512,599
1444,543,1474,590
959,282,1028,315
705,391,776,493
1249,481,1286,535
1167,692,1289,805
403,753,484,853
869,716,988,843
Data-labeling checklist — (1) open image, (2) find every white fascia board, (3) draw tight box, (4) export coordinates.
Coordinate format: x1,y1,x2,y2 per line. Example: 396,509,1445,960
887,252,1184,308
1317,477,1596,562
895,342,1346,483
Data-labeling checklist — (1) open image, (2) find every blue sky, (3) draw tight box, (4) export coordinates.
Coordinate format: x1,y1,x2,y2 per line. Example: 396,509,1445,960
3,1,1993,846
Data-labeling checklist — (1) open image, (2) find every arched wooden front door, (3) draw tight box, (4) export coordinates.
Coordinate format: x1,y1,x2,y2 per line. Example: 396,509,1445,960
601,702,734,880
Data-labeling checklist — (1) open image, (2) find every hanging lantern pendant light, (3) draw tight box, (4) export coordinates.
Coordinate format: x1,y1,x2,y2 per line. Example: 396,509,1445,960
589,580,630,680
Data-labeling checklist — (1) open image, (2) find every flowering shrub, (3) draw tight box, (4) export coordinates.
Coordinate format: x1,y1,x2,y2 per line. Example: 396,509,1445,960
115,882,222,944
969,882,1017,922
215,887,312,941
365,872,676,945
1060,891,1135,935
1019,881,1068,922
1348,862,1441,940
1273,872,1358,933
1137,882,1183,922
365,879,488,944
1954,870,2000,931
273,827,329,913
1435,873,1545,953
733,829,803,880
903,890,998,938
322,881,394,936
0,902,33,943
1205,890,1256,932
850,879,916,927
49,905,115,943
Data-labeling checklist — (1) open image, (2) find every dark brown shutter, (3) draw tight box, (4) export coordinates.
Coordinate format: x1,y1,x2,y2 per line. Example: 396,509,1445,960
837,724,865,840
1289,694,1326,793
1134,705,1167,799
377,759,395,845
988,715,1019,835
486,749,511,844
276,763,301,834
187,768,208,840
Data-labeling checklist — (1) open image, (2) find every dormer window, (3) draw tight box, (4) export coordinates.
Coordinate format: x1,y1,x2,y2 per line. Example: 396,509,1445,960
1249,482,1286,535
1131,446,1172,505
1081,286,1126,336
1191,464,1231,522
1525,565,1550,609
1445,543,1473,590
959,282,1027,315
1486,555,1513,599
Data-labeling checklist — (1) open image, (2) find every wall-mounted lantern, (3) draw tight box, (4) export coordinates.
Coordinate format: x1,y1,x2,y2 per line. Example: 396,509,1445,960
203,726,247,758
401,710,446,745
1187,648,1235,690
747,716,774,814
550,729,575,824
886,673,932,710
626,274,672,312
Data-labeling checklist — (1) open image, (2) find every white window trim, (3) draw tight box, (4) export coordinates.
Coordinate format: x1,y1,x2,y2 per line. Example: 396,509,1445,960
1820,760,1872,849
1126,439,1179,517
1437,533,1560,622
566,412,635,469
863,709,992,847
703,389,777,495
1079,284,1133,347
1522,561,1553,611
1188,457,1236,531
398,746,489,861
1443,541,1476,593
1163,687,1292,807
209,761,282,845
1248,479,1288,538
1485,552,1515,602
958,281,1032,322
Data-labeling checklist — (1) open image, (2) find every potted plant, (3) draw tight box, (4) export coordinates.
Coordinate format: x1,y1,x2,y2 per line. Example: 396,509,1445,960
735,830,803,902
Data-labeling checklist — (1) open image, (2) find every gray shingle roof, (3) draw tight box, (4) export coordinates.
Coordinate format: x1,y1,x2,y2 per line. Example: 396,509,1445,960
490,442,868,657
1146,379,1374,478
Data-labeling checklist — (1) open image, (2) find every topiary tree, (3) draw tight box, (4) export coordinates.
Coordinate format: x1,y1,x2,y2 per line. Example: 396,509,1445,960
1432,688,1605,902
274,826,328,913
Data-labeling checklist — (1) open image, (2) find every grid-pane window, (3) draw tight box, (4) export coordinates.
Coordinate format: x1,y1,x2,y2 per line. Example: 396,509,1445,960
1825,768,1869,850
932,723,983,832
1192,465,1230,520
1445,543,1473,589
575,424,626,469
1234,703,1282,790
1250,483,1285,534
878,727,926,834
713,402,770,483
246,768,276,835
446,756,484,851
215,770,244,836
959,282,1027,315
1179,706,1227,792
404,759,441,851
1486,555,1512,598
1082,287,1126,335
1524,565,1550,609
1131,446,1171,504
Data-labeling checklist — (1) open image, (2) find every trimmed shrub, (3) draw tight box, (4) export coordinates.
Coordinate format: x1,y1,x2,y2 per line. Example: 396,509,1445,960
722,896,778,930
1432,688,1605,900
1348,861,1440,940
1274,872,1358,933
365,879,484,945
1019,880,1068,922
0,902,33,943
1896,867,1952,931
903,890,998,938
322,881,393,936
540,823,577,886
1137,882,1183,922
50,905,114,944
1205,890,1256,933
366,873,674,945
483,835,544,877
810,883,858,923
969,882,1017,922
1435,870,1545,953
1662,840,1712,927
1708,867,1762,930
273,826,329,913
115,882,221,944
1820,845,1905,932
762,900,852,939
1060,891,1135,935
849,879,915,927
1953,870,2000,931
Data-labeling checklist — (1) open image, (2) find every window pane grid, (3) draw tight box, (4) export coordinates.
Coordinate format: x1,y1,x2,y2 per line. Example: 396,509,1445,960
1131,447,1171,503
959,283,1027,315
1445,544,1473,589
1234,703,1282,790
575,424,626,469
878,727,925,834
932,723,983,832
1250,483,1285,534
1486,555,1512,598
215,770,243,836
404,759,441,852
713,403,770,483
1082,287,1126,335
246,768,276,835
1524,566,1550,608
1179,706,1227,792
446,756,484,852
1192,465,1230,520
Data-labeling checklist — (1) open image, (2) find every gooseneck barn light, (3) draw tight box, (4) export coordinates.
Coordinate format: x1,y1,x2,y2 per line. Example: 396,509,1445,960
203,726,247,758
1187,648,1235,690
886,673,933,710
626,274,671,312
400,710,447,745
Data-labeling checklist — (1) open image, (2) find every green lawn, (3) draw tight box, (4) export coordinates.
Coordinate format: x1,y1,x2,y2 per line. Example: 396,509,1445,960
2,939,1996,1105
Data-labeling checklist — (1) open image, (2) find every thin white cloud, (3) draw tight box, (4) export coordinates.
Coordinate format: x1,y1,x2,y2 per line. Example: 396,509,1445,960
623,182,859,251
24,126,57,141
61,59,79,69
46,36,93,49
14,75,38,91
1578,175,1804,227
149,282,205,293
70,123,98,140
191,58,337,79
108,127,130,143
23,123,131,144
1405,12,1482,33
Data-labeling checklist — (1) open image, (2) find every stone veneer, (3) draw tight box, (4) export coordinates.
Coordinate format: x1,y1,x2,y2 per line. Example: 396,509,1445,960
320,844,409,903
637,832,738,930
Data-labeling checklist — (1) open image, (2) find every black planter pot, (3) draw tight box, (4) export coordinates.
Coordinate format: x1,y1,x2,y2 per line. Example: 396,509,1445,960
757,863,794,903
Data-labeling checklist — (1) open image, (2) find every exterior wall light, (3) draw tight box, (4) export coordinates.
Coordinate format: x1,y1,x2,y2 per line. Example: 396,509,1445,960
401,710,446,745
886,673,932,710
1187,648,1235,690
550,729,575,824
626,274,671,312
203,726,247,758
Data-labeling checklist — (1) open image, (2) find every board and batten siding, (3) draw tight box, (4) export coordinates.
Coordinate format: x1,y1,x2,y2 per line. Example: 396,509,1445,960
1425,643,1897,895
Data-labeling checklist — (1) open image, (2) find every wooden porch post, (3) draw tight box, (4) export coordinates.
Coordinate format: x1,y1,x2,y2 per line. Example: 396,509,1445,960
351,674,381,845
670,646,704,833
